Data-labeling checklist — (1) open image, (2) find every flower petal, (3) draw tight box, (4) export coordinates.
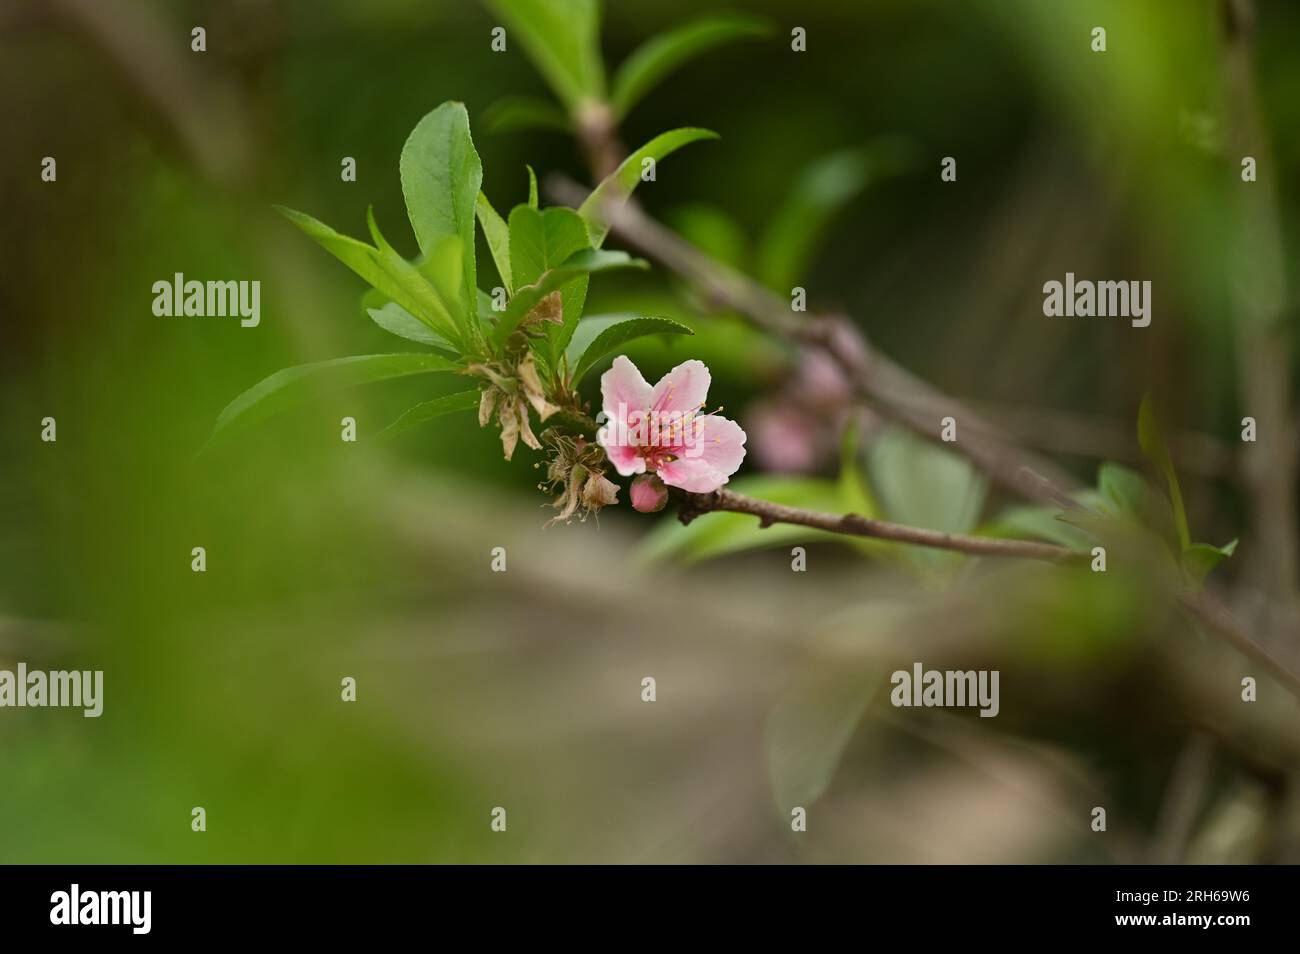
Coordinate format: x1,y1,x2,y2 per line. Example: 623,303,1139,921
677,413,746,478
600,355,653,422
651,359,711,416
599,435,646,476
656,456,727,493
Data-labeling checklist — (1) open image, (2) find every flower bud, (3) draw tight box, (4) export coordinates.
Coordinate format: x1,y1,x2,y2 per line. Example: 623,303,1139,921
630,473,669,513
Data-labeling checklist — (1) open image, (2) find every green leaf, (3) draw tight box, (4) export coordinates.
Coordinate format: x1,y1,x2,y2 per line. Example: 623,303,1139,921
756,140,912,291
579,127,720,248
1097,461,1150,520
764,657,884,812
208,353,461,446
867,427,988,569
482,0,605,111
365,299,456,353
475,192,512,292
276,205,462,346
976,504,1093,549
526,165,539,209
399,102,482,329
611,13,770,119
1182,539,1237,586
417,234,464,306
507,205,591,291
483,95,573,134
491,248,646,347
379,389,481,440
565,315,694,385
1137,394,1190,551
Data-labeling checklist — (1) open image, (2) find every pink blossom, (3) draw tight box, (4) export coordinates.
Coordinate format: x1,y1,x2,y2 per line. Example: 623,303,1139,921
597,356,746,494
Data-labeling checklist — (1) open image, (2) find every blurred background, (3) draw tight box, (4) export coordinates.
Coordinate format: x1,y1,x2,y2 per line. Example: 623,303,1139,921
1,0,1298,862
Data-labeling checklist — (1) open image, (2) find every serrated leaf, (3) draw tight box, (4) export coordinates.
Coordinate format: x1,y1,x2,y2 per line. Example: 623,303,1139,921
579,127,720,248
399,102,482,331
565,315,694,385
208,353,461,447
482,0,605,111
483,95,573,133
276,205,462,346
507,205,591,291
379,389,481,440
1138,394,1190,551
475,191,512,292
491,248,646,347
611,13,770,119
756,139,912,291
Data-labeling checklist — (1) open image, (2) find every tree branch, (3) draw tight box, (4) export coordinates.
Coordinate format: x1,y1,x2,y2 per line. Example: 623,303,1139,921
679,488,1084,563
549,176,1083,507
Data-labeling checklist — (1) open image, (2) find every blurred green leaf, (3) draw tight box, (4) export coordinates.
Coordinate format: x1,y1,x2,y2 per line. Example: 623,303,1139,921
1138,394,1190,551
757,140,912,292
867,427,987,569
565,315,694,385
1097,461,1150,520
399,102,482,330
1182,539,1238,585
668,203,749,270
379,389,481,440
483,95,572,133
208,353,461,446
764,660,881,812
276,205,462,346
610,13,770,119
977,504,1093,549
579,127,720,248
482,0,605,111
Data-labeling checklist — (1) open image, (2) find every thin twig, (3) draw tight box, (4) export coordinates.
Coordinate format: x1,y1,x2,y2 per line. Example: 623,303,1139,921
680,488,1083,563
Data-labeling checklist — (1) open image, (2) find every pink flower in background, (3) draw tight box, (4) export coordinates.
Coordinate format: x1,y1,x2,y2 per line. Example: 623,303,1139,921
598,356,746,494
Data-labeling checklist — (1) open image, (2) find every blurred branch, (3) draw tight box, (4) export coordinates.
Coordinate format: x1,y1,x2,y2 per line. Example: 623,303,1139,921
964,400,1238,479
679,488,1082,563
41,0,252,184
1221,0,1300,615
1148,732,1214,863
